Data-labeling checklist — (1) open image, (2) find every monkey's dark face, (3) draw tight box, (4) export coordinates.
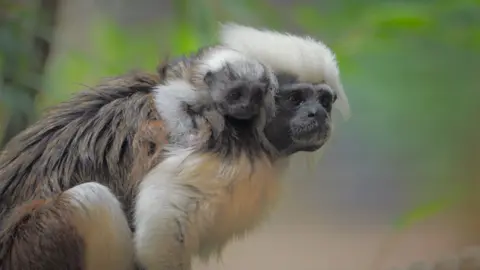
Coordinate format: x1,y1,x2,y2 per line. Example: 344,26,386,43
210,79,267,120
265,82,337,156
204,62,276,121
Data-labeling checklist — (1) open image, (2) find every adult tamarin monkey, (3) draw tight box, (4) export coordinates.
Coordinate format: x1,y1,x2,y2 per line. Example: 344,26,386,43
0,44,277,270
0,25,348,270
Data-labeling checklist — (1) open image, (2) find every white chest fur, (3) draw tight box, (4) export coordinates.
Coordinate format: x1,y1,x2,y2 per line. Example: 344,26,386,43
134,148,280,269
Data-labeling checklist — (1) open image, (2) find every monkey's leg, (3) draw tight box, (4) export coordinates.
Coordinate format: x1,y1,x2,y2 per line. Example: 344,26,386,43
0,182,134,270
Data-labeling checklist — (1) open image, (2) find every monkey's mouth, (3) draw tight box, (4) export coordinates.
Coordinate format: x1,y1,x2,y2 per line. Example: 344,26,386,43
219,103,261,122
291,119,330,146
225,115,255,128
292,120,320,138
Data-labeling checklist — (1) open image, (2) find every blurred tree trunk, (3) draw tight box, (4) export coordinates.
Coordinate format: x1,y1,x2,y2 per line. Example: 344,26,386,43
0,0,59,148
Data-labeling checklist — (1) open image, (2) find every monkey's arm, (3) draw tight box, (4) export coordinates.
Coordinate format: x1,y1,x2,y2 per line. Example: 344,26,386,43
133,150,200,270
132,79,216,270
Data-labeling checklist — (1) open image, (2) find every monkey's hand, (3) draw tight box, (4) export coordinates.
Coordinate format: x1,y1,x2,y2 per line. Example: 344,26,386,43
185,113,215,148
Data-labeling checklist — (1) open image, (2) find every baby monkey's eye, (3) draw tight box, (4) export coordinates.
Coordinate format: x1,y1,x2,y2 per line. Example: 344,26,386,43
204,71,215,86
288,91,304,105
227,86,243,101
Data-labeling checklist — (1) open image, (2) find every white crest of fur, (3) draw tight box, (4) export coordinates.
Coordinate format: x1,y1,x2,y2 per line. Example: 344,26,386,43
219,23,350,120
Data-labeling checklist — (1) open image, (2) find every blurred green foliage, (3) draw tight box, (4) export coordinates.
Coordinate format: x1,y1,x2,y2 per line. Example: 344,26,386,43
0,0,58,146
1,0,480,230
0,1,41,145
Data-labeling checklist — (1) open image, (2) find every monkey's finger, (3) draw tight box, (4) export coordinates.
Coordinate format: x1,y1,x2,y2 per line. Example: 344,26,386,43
202,109,223,138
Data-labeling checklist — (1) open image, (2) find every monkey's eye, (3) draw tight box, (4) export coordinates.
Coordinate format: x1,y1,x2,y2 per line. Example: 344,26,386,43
288,91,304,106
319,92,334,108
204,71,214,85
227,86,243,101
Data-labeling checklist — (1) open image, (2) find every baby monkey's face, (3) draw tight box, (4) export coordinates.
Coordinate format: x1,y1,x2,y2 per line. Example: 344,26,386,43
265,82,337,155
204,62,277,121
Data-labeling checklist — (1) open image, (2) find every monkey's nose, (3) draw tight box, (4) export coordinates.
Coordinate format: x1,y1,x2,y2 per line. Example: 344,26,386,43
307,109,318,118
307,107,327,120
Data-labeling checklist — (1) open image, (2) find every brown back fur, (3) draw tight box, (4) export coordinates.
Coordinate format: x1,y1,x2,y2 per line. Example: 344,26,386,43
0,71,165,226
0,198,84,270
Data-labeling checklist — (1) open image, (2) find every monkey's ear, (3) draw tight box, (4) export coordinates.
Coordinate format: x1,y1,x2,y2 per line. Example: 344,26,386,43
157,63,169,80
157,54,172,79
332,92,338,103
204,71,214,86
